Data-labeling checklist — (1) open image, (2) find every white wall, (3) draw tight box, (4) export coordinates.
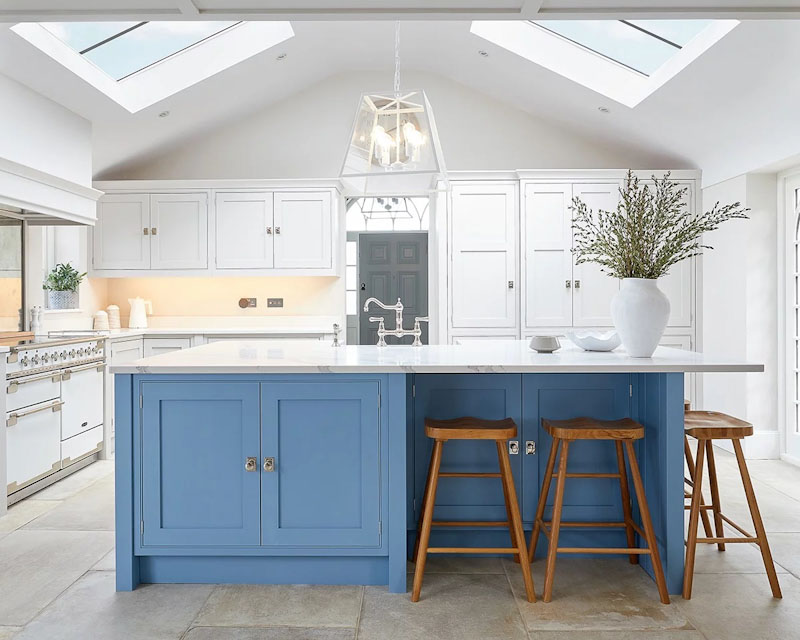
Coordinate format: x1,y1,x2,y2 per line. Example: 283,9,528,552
0,72,92,186
702,173,779,458
103,70,670,180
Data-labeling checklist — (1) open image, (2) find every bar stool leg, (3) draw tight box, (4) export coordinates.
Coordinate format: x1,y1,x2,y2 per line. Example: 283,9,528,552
497,443,519,564
543,439,570,603
732,439,782,599
412,440,437,563
685,436,713,538
615,441,638,565
704,440,726,552
411,439,444,602
496,441,536,603
529,438,560,563
683,437,706,600
624,440,670,604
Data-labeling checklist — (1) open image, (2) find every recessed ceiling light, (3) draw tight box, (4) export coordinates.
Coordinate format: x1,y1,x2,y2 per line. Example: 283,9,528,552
158,110,170,118
597,106,610,114
276,53,287,61
478,50,489,57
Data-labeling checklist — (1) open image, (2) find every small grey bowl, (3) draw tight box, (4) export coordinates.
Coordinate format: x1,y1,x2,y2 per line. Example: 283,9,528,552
529,335,561,353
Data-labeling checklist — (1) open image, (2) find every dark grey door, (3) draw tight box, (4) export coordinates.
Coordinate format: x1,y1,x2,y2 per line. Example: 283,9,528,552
359,233,428,346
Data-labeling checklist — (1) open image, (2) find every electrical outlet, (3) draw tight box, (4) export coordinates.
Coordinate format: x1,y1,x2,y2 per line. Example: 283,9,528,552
267,298,284,308
238,298,257,309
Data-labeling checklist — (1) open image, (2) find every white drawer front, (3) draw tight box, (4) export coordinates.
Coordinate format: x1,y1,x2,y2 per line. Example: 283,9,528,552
6,401,62,492
6,373,60,413
62,365,104,440
62,425,103,467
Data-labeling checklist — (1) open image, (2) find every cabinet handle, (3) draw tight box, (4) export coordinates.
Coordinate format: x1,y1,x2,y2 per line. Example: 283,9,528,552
263,457,275,472
275,227,281,235
574,280,581,289
525,441,536,455
151,227,157,236
244,457,257,472
266,227,272,235
508,441,519,455
143,228,149,236
565,280,571,289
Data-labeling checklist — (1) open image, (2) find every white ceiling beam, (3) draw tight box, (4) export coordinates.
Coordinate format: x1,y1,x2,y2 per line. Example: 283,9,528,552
3,2,800,21
176,0,200,16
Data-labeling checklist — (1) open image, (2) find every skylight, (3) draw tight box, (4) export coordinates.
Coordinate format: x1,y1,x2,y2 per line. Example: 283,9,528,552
531,20,713,76
471,19,738,108
40,21,240,80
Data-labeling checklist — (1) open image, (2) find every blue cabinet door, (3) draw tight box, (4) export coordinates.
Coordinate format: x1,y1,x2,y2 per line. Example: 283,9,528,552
522,373,631,524
140,382,261,547
413,374,522,522
260,381,381,547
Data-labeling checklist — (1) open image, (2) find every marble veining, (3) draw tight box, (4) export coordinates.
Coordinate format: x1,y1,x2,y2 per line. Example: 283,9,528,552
110,340,763,375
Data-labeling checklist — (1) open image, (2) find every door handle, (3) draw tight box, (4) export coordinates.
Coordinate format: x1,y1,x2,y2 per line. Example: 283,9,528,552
263,457,275,472
244,457,257,472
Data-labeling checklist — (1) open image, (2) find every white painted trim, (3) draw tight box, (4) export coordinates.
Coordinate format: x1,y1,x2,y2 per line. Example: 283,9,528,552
780,452,800,468
0,157,102,225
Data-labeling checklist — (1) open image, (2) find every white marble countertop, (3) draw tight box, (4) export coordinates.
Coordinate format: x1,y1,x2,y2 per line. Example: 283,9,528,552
106,326,335,341
110,339,764,374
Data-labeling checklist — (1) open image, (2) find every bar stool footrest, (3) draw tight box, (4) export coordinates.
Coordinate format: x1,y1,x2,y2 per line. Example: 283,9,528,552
427,547,520,554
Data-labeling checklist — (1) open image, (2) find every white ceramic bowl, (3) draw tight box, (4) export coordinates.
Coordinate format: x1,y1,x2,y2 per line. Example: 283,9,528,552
566,330,621,352
529,335,561,353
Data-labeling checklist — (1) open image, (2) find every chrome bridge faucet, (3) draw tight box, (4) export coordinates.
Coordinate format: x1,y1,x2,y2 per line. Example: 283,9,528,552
363,297,428,346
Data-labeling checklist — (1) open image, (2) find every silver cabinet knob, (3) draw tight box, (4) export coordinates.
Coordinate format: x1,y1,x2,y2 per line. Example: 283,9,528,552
266,227,272,234
244,457,257,472
574,280,581,289
275,227,281,235
263,457,275,472
565,280,571,289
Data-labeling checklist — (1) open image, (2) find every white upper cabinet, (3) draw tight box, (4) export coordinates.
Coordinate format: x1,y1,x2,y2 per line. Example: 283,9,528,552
450,182,517,329
215,192,274,269
273,192,332,269
523,183,573,327
93,194,151,270
150,193,208,270
572,183,621,327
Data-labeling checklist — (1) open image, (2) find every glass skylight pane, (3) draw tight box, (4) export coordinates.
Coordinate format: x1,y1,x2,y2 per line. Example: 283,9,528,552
41,22,140,52
82,21,238,80
533,20,678,75
627,20,713,47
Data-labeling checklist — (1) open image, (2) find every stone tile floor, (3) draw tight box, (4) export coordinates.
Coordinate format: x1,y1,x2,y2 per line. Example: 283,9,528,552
0,448,798,640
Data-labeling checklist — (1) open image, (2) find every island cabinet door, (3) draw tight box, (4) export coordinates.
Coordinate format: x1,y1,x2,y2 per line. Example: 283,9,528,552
521,374,631,525
140,382,261,547
260,381,381,548
412,375,523,522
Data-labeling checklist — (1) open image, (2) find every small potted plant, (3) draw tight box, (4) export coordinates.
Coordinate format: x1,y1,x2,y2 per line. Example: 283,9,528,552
43,263,86,310
571,171,748,357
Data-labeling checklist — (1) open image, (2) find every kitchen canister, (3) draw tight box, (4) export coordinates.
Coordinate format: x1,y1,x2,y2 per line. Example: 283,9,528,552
106,304,121,330
93,310,110,331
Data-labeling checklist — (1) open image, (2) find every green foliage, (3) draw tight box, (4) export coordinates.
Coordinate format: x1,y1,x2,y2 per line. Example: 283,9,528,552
571,171,749,280
43,263,86,292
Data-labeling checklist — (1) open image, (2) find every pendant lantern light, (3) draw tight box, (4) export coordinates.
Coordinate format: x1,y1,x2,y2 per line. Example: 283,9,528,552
339,22,446,196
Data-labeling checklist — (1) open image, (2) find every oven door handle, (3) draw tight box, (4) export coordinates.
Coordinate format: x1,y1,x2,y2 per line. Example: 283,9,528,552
6,400,64,427
62,362,105,380
7,372,62,393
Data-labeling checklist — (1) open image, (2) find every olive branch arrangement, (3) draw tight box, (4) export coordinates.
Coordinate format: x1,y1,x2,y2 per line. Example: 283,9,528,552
570,171,749,279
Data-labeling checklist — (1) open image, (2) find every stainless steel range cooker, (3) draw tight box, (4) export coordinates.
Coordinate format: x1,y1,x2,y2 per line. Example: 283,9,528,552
4,336,106,504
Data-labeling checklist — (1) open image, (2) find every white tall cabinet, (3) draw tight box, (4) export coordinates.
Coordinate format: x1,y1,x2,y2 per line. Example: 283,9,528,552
449,182,518,331
446,170,700,402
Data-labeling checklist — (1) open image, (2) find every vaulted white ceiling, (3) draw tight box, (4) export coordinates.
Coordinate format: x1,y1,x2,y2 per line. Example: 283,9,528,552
1,12,799,186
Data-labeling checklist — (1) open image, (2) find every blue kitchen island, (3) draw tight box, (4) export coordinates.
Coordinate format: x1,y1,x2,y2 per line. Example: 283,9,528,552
112,340,761,596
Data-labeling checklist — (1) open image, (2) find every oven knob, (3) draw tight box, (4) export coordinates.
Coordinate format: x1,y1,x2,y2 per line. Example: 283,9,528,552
20,356,29,366
76,348,84,356
42,353,50,363
92,346,99,354
60,351,67,360
31,355,40,365
69,349,76,358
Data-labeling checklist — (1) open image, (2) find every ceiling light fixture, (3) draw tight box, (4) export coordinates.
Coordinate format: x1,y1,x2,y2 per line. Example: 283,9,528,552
339,22,446,197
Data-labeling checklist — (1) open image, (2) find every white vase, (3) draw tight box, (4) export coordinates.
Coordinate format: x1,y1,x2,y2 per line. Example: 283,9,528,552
610,278,670,358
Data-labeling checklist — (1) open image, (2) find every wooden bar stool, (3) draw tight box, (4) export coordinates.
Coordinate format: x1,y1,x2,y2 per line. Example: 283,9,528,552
529,417,670,604
683,400,715,541
683,411,782,599
412,416,536,603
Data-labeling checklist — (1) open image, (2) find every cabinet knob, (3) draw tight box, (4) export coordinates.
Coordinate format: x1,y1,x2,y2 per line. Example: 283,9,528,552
266,227,273,234
263,457,275,472
143,227,149,236
508,440,519,455
574,280,581,289
275,227,281,235
525,441,536,455
508,280,514,289
565,280,571,289
151,227,157,236
244,457,257,472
